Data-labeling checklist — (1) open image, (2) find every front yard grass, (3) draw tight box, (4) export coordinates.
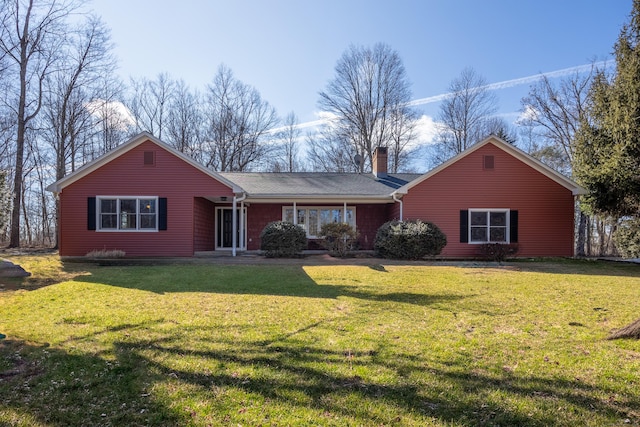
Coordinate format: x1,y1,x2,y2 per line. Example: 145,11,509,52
0,256,639,426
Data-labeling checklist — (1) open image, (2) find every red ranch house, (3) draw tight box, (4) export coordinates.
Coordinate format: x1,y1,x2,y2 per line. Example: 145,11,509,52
47,132,586,258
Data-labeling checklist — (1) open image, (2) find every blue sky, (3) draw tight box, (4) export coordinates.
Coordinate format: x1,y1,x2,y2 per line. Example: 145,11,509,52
89,0,631,141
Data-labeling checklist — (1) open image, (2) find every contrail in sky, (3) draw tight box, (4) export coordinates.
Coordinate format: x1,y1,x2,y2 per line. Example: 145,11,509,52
406,60,610,107
277,61,611,133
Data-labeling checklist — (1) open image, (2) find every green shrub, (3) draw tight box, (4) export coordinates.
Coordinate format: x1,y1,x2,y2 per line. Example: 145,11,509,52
318,222,358,257
374,220,447,260
613,217,640,258
477,243,519,261
260,221,307,257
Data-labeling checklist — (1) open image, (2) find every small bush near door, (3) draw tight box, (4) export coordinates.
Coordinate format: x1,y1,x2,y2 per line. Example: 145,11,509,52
260,221,307,257
318,222,359,257
374,220,447,260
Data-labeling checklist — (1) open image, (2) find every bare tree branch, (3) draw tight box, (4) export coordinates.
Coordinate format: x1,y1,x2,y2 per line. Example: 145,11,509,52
318,43,416,172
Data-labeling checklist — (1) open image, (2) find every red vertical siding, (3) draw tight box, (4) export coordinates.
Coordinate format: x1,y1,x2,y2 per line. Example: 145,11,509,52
387,199,401,221
245,204,283,250
355,204,388,250
193,197,215,251
402,143,575,257
59,140,234,257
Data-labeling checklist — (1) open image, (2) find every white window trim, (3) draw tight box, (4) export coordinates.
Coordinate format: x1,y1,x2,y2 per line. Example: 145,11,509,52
282,206,356,238
97,196,159,232
468,208,510,244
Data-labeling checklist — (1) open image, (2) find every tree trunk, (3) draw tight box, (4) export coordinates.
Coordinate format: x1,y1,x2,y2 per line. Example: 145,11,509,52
586,217,593,256
598,219,606,256
608,317,640,340
576,211,588,257
21,182,31,246
9,108,26,248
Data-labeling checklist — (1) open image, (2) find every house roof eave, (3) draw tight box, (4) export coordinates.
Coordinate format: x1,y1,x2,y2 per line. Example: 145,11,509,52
396,136,587,195
46,132,241,194
244,194,395,204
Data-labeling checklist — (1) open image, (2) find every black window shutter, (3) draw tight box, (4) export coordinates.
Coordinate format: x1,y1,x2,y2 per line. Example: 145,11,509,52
460,210,469,243
158,198,167,230
510,210,519,243
88,197,96,230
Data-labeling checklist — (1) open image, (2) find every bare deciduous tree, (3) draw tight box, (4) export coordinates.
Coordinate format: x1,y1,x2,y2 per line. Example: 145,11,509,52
40,15,116,248
520,63,599,256
435,67,498,163
307,125,360,173
165,79,203,159
269,112,302,172
388,105,418,172
0,0,83,248
204,64,278,172
0,169,10,237
318,43,416,172
520,66,596,168
128,72,175,139
484,116,517,145
86,80,130,156
42,15,116,180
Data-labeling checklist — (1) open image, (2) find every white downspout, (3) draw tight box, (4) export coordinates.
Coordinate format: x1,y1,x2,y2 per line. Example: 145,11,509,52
392,192,403,221
293,201,297,224
232,196,237,257
233,192,247,256
240,200,245,250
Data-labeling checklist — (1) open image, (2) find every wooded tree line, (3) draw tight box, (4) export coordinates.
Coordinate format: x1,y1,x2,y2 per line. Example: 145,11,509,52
1,0,639,258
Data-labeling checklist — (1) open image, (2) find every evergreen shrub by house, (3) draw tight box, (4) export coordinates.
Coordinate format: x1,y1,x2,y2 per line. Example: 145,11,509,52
374,220,447,259
318,222,358,257
260,221,307,257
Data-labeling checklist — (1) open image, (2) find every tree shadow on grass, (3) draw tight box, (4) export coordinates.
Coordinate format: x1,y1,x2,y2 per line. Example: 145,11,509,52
510,259,640,278
77,264,469,307
0,338,183,426
113,335,640,426
2,324,638,426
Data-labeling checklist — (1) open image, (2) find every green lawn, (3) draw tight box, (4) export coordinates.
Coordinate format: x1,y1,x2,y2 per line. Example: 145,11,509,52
1,256,639,426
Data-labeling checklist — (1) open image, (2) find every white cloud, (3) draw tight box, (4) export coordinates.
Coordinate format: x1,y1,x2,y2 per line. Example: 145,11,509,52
515,105,539,124
85,99,135,130
412,114,439,147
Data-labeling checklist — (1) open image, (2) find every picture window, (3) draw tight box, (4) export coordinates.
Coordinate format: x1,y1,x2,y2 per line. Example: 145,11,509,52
98,197,158,231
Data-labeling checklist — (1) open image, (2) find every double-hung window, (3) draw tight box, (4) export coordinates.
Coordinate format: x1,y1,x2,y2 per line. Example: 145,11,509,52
98,197,158,231
469,209,509,243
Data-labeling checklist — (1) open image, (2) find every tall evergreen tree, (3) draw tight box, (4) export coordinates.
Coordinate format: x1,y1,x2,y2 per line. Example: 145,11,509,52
575,0,640,218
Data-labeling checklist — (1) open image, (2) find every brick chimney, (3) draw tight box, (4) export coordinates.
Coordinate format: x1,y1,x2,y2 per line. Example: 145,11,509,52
372,146,388,177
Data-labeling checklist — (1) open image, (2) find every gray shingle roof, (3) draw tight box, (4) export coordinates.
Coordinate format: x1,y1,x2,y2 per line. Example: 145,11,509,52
218,172,421,198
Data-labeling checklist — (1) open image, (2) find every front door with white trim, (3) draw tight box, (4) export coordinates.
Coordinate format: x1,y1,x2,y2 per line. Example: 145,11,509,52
215,207,246,250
